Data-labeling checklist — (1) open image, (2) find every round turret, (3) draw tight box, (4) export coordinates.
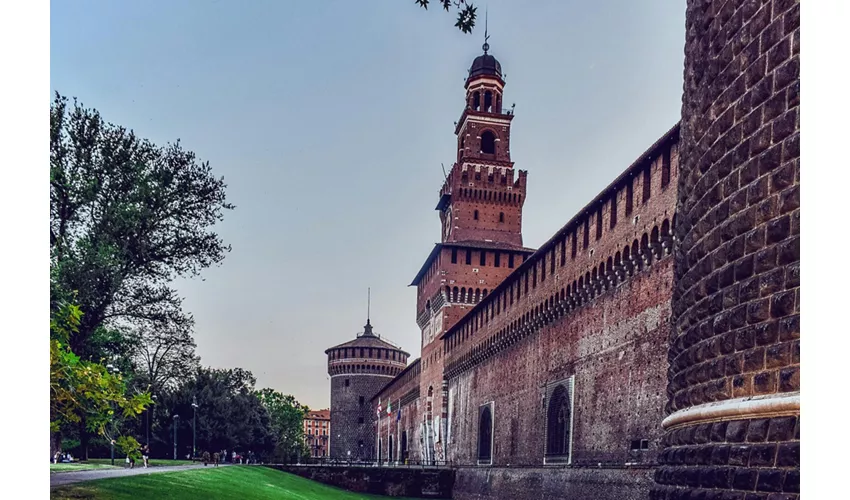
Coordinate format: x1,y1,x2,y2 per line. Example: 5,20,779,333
325,319,409,460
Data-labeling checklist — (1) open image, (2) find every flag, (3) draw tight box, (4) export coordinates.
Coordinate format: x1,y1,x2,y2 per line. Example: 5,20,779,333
397,408,401,421
387,401,392,415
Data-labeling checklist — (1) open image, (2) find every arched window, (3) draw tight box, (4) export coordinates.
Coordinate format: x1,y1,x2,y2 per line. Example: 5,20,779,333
545,382,573,462
481,131,496,154
484,91,493,112
473,91,480,111
478,404,493,463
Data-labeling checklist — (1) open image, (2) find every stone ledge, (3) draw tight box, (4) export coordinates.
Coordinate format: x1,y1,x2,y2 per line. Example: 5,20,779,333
662,392,800,431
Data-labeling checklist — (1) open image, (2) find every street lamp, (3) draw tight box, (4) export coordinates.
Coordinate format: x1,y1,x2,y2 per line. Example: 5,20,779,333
147,394,157,447
106,364,120,466
191,396,199,459
173,414,180,460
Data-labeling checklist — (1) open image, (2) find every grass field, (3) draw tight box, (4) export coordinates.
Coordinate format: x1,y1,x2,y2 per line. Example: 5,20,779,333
51,458,194,474
86,458,195,467
50,463,119,474
50,465,420,499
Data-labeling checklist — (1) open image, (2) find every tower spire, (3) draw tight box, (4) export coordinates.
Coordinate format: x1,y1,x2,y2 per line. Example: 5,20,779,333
363,287,375,336
483,7,490,53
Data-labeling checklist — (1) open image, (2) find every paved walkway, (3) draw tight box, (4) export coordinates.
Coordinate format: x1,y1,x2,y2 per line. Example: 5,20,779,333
50,463,231,487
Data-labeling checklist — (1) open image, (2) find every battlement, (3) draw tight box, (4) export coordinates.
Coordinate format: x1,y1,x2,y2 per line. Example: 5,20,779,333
440,123,680,369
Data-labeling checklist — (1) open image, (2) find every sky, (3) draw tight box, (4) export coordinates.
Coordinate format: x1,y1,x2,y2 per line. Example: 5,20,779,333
50,0,686,410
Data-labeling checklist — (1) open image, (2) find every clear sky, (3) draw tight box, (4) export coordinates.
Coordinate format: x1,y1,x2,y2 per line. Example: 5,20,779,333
50,0,686,410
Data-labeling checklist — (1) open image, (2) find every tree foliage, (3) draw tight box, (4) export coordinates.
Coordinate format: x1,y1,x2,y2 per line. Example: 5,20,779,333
256,388,309,462
153,367,275,459
50,300,152,437
128,320,200,395
415,0,477,33
50,92,233,358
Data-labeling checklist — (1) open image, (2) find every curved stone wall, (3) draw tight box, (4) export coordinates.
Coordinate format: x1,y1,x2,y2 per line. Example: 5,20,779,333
654,0,799,498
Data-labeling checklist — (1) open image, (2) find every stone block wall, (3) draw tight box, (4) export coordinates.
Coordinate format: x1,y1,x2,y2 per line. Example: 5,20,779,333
654,0,800,498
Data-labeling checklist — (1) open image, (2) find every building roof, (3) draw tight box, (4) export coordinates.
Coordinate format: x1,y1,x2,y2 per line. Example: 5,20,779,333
410,241,536,286
324,320,409,355
305,409,330,421
468,45,502,81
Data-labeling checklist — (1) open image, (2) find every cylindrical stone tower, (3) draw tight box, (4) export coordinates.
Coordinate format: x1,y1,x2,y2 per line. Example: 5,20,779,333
654,1,799,498
326,319,409,461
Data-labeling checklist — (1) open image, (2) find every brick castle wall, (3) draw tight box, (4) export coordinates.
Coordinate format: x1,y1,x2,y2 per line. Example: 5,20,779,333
434,127,680,500
329,374,396,460
653,0,800,498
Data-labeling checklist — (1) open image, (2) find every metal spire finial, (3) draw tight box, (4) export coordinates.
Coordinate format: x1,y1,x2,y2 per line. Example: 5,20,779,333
367,287,371,323
482,8,490,54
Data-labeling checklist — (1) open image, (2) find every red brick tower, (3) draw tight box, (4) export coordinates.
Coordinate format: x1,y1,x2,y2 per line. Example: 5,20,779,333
410,42,535,464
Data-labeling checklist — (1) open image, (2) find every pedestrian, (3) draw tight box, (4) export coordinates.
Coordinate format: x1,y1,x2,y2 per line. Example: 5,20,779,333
202,451,210,466
142,445,150,468
223,449,227,463
213,452,219,467
232,450,237,464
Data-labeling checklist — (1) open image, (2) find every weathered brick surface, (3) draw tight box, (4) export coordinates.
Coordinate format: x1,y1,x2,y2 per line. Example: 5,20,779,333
453,466,655,500
373,360,424,463
655,0,800,498
268,465,455,499
329,374,395,461
447,262,672,469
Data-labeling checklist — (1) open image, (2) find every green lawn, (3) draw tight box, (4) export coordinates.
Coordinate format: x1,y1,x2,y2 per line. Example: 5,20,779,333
86,458,195,467
50,466,420,499
51,458,193,474
50,463,119,474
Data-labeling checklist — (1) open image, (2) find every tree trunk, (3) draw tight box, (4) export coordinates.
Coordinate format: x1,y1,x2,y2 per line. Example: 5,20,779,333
79,418,90,460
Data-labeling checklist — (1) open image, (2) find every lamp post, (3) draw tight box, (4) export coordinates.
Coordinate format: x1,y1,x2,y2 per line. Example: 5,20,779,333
106,364,120,466
172,414,179,460
146,394,157,447
191,396,198,459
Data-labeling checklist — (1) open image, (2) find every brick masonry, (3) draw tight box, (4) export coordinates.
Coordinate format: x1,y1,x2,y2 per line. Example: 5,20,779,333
653,0,800,499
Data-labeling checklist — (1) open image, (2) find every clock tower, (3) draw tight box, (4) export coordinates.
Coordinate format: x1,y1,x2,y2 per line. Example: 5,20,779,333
410,42,533,464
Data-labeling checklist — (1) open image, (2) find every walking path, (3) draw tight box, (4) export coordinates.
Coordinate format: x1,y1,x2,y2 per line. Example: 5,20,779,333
50,463,231,487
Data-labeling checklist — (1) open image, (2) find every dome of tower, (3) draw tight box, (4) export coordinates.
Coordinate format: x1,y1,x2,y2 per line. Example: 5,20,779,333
468,43,502,80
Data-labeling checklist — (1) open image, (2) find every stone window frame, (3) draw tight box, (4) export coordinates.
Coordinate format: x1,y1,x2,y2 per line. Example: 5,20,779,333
477,401,495,466
542,375,575,466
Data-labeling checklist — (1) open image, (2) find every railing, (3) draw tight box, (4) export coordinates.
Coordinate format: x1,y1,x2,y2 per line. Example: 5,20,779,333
467,106,514,115
284,457,455,469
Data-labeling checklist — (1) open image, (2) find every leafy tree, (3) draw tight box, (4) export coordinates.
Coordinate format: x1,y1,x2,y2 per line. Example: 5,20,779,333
415,0,477,33
50,300,152,455
50,93,233,359
152,367,274,460
256,389,309,462
128,320,200,396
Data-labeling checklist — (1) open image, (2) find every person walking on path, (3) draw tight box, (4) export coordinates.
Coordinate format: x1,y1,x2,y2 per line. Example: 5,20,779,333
212,452,219,467
142,445,150,468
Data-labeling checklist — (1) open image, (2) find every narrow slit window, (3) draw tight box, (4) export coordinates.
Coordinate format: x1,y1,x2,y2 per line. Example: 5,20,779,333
662,149,671,188
610,195,618,228
596,209,603,240
643,165,651,203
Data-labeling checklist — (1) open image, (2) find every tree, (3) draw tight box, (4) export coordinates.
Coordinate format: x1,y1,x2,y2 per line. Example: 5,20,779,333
50,300,152,456
152,367,275,460
50,93,233,359
128,320,200,396
256,389,309,462
415,0,477,33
